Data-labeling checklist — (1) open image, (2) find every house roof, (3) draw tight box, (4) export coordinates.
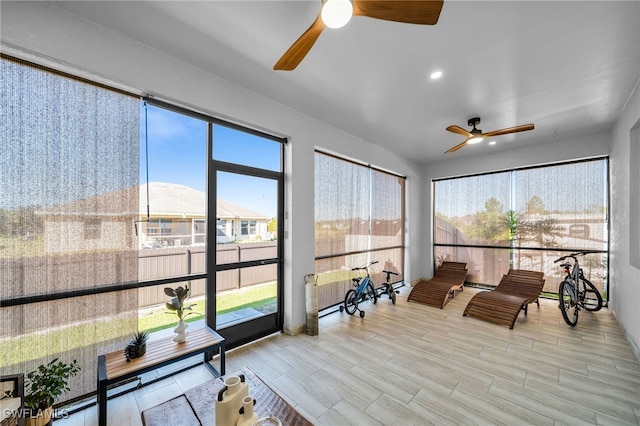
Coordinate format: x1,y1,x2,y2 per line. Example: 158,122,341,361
140,182,270,220
36,186,138,217
37,182,270,219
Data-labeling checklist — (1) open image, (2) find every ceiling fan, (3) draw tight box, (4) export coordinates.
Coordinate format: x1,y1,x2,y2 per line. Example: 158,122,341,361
273,0,444,71
444,117,535,154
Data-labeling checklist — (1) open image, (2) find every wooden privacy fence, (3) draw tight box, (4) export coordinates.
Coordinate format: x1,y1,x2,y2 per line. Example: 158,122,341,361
138,243,277,308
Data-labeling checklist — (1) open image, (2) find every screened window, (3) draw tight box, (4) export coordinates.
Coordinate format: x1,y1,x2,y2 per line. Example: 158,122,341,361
193,219,206,244
85,219,102,240
315,151,405,310
0,55,140,402
146,219,172,236
433,158,608,298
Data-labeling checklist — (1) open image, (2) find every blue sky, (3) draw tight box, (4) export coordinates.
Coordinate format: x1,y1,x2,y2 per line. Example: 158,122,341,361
140,103,280,217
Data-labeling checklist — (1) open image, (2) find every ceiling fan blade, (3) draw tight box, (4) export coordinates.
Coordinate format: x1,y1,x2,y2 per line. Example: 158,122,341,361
483,123,535,138
273,14,325,71
445,139,470,154
446,125,473,138
353,0,444,25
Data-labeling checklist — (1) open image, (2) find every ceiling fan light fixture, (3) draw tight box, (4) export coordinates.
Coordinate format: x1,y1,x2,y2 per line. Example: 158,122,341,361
467,136,484,144
321,0,353,29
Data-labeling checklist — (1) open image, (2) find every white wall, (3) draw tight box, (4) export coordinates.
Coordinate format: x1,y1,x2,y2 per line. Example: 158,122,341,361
1,1,425,333
609,77,640,358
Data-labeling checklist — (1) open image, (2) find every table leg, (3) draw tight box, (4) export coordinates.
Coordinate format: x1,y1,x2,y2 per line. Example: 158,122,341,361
97,356,108,426
97,379,107,425
220,342,225,375
203,343,225,377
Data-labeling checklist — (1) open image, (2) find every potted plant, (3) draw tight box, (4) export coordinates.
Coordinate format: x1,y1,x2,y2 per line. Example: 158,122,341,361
164,283,197,342
24,358,80,426
124,330,149,362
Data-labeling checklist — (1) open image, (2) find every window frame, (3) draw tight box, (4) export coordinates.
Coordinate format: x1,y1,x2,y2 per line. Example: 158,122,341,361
432,157,609,300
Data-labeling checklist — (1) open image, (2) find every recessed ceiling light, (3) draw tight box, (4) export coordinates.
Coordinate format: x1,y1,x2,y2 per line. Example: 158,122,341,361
488,141,497,145
430,71,443,80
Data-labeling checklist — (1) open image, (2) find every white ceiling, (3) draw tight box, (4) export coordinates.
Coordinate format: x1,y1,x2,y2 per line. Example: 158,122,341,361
51,1,640,164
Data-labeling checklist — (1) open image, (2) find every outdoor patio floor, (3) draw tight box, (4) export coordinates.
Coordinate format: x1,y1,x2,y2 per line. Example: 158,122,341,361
58,285,640,425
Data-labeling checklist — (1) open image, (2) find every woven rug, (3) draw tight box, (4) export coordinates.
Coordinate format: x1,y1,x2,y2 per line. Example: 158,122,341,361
141,395,200,426
185,368,312,426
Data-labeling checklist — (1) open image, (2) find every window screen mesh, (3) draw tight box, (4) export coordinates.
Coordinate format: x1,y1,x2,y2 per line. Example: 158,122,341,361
0,56,140,402
433,159,608,296
314,152,404,310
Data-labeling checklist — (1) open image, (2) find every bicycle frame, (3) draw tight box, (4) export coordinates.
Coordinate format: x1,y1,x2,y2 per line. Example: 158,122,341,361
555,251,603,326
354,274,372,297
560,258,580,297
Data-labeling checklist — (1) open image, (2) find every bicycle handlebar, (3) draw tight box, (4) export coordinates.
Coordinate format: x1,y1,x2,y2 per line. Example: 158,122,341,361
383,270,399,276
553,251,600,263
351,260,379,271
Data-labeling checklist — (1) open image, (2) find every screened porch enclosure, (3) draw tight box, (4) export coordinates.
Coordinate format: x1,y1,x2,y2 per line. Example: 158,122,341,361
433,158,609,297
314,152,406,310
0,55,284,407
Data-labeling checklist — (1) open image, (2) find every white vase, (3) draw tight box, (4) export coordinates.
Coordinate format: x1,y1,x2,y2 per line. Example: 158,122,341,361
173,319,188,343
236,395,258,426
215,374,249,426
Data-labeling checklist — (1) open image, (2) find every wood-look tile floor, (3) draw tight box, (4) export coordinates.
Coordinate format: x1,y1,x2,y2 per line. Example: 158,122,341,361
58,286,640,425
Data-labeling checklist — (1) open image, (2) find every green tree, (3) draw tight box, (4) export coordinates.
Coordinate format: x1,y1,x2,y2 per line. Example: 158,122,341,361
1,206,43,238
525,195,546,214
267,218,277,234
468,198,511,241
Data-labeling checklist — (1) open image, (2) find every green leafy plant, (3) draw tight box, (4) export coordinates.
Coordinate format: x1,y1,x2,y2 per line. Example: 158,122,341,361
24,358,81,411
164,284,197,321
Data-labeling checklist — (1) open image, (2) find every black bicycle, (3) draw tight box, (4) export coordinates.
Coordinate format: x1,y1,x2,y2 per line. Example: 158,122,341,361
554,251,603,326
379,269,399,305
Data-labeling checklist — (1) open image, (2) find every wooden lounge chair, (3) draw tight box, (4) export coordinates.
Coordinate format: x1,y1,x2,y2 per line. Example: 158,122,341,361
463,270,545,329
408,261,468,309
505,269,544,310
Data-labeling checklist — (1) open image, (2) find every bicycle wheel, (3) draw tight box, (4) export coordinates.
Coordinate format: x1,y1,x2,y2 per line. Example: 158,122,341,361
344,289,358,315
580,278,603,312
367,283,378,305
390,290,397,305
559,280,579,326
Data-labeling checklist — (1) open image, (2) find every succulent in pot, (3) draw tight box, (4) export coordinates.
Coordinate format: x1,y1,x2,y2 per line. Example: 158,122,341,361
124,331,149,362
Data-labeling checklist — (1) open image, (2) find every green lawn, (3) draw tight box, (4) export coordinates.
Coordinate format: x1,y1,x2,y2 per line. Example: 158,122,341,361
1,283,277,366
139,283,277,334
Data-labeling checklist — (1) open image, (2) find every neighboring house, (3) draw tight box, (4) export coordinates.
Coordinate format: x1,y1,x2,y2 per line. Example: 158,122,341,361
36,182,272,253
139,182,272,247
35,186,138,254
